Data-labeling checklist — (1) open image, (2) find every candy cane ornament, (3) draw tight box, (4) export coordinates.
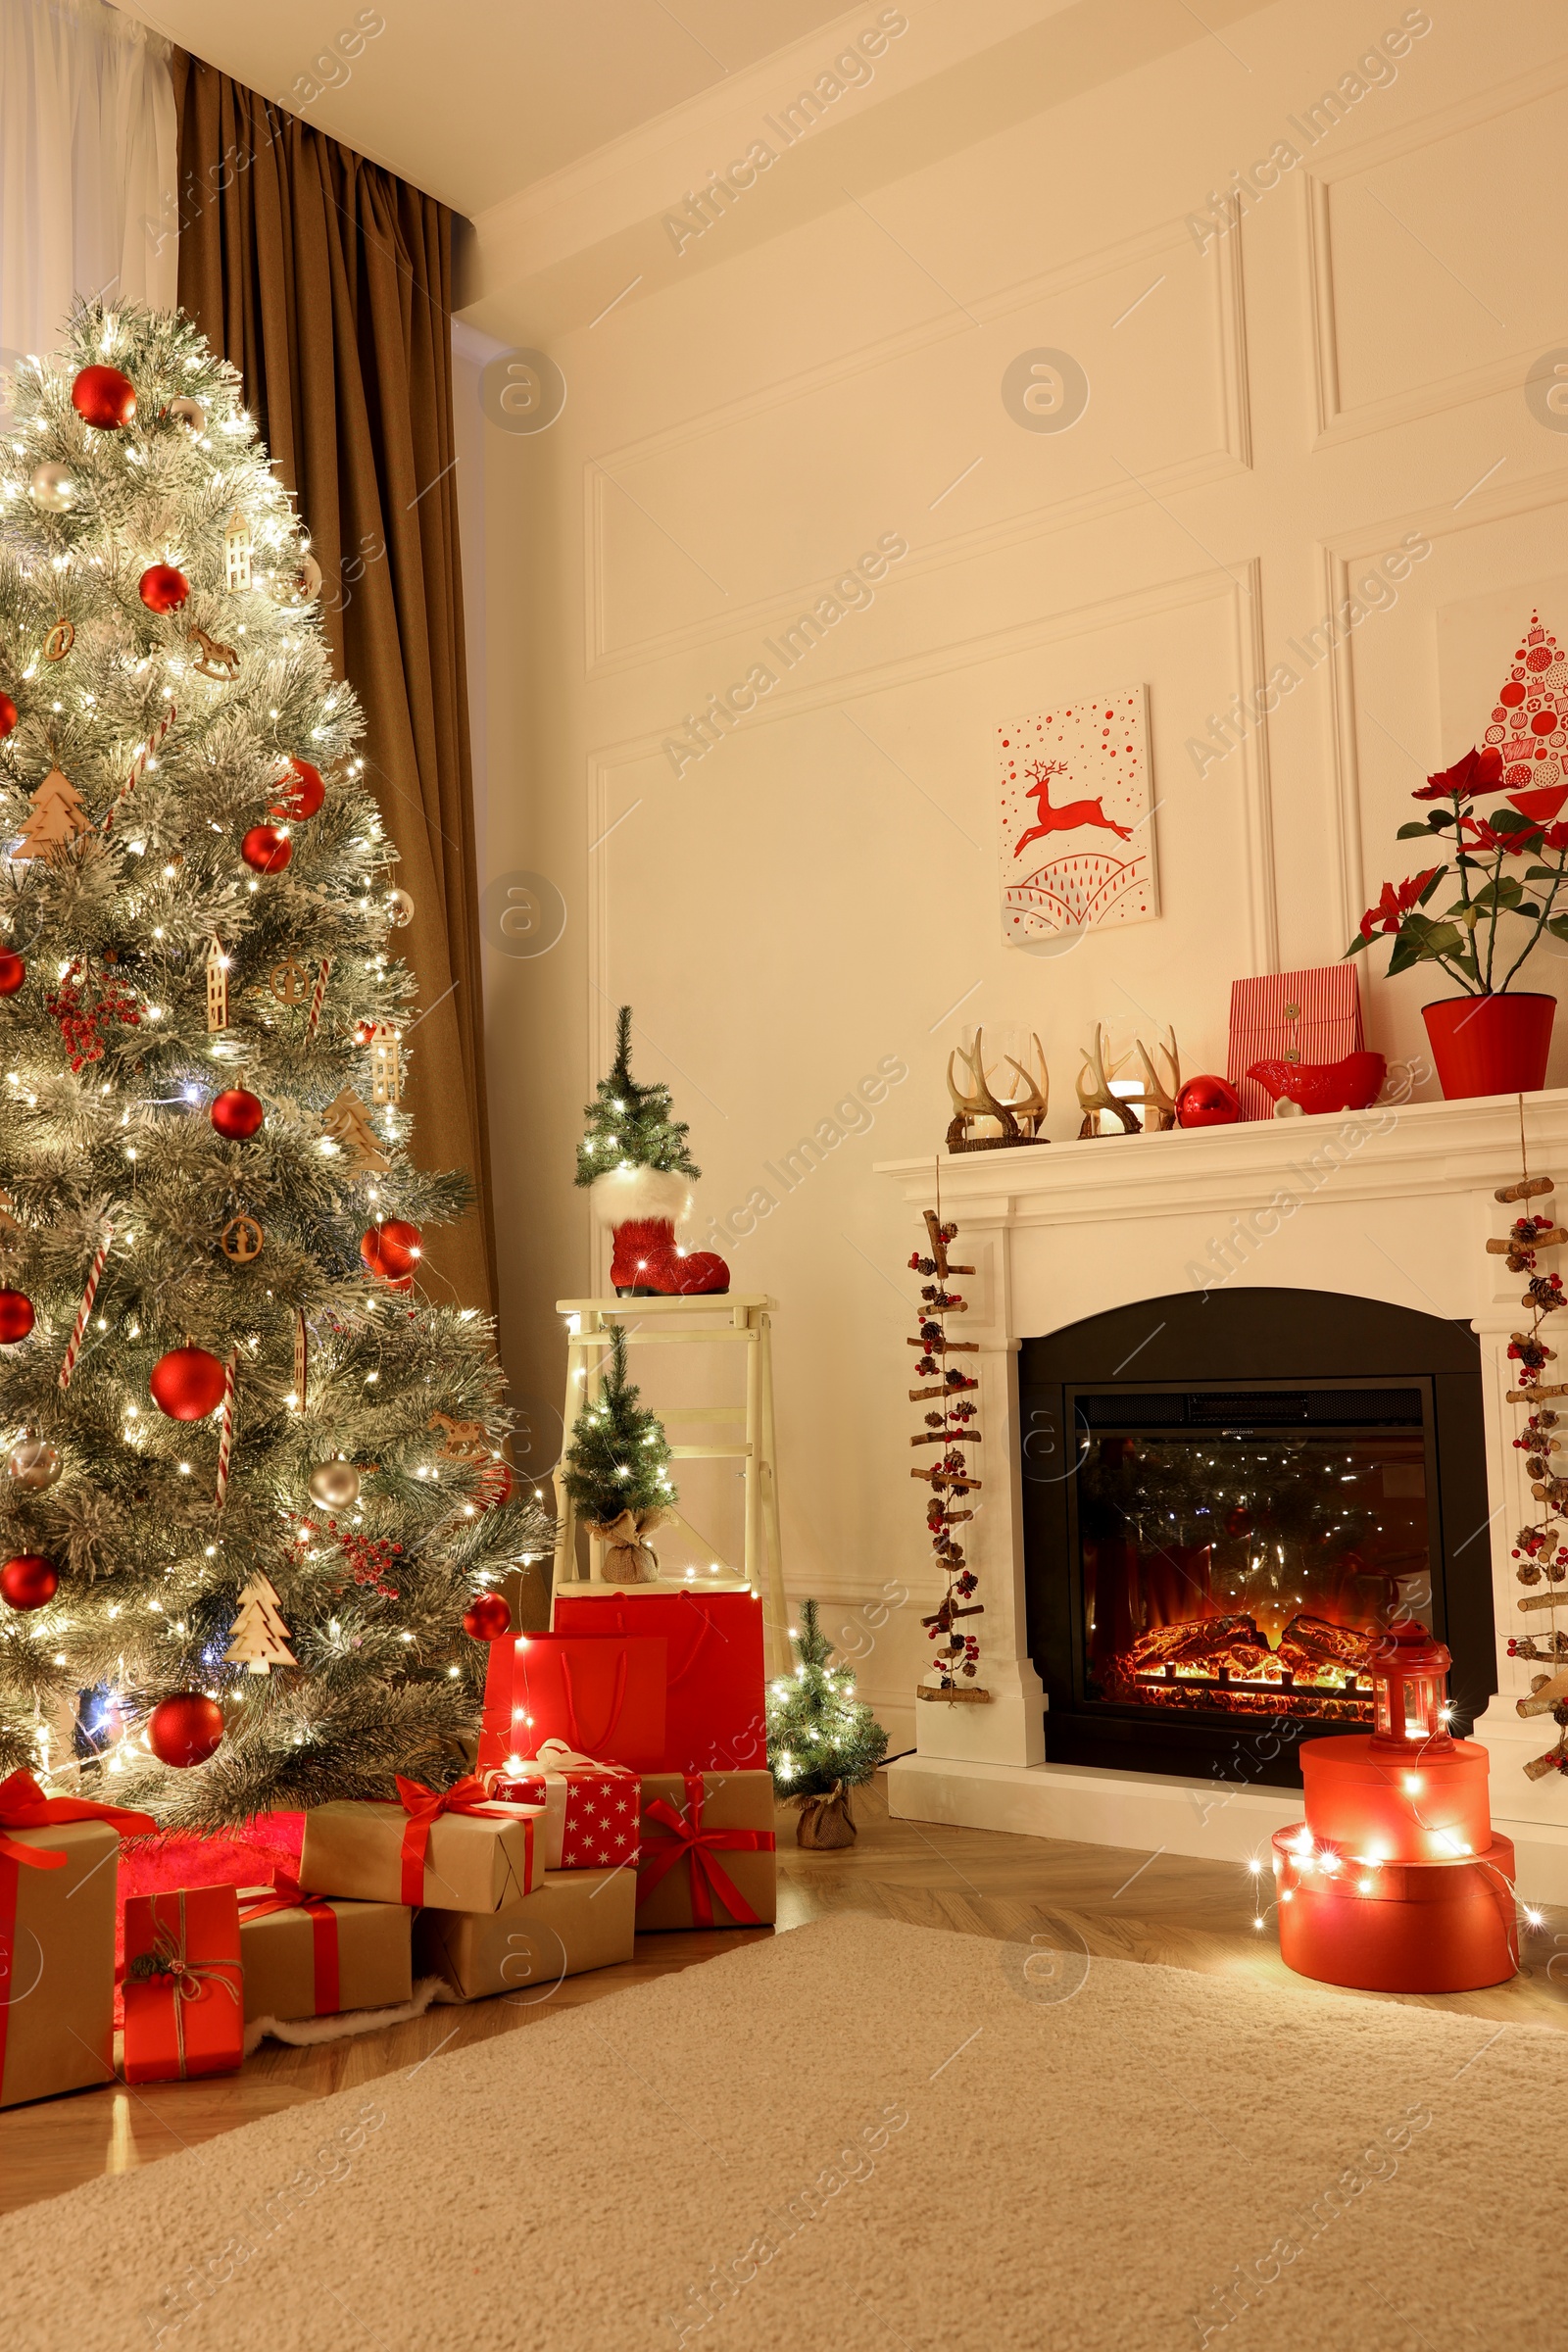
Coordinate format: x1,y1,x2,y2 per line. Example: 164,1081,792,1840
60,1226,112,1391
308,956,332,1039
102,706,174,835
216,1350,237,1509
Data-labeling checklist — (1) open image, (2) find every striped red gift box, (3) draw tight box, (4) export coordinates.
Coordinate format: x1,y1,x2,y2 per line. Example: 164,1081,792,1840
1228,967,1365,1122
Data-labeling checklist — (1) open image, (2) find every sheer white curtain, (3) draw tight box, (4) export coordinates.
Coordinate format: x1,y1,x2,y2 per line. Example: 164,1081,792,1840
0,0,176,369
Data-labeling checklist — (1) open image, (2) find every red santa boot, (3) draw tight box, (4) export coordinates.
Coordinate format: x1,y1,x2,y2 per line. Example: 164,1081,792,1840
592,1168,691,1297
666,1243,730,1295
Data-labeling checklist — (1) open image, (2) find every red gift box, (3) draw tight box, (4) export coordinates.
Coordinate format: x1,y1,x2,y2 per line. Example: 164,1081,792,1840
554,1590,765,1772
122,1886,244,2082
486,1740,641,1868
1227,966,1365,1123
479,1633,667,1772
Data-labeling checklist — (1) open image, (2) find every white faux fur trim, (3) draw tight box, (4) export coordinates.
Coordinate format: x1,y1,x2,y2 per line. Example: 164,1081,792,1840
588,1165,693,1227
242,1975,445,2054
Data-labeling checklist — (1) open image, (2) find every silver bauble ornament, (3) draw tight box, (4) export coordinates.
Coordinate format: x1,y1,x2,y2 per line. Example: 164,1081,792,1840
307,1460,361,1511
7,1438,61,1491
385,887,415,928
166,397,207,434
29,462,74,513
270,550,322,608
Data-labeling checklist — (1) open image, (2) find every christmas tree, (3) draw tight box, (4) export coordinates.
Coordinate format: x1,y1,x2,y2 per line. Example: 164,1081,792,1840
561,1327,674,1580
767,1599,888,1839
575,1005,698,1186
0,300,549,1827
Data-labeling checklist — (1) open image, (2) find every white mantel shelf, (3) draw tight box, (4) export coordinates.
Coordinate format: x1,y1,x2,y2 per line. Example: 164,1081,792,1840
875,1088,1568,1905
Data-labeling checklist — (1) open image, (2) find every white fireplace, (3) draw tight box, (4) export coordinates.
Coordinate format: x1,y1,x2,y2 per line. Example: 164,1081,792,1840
877,1090,1568,1904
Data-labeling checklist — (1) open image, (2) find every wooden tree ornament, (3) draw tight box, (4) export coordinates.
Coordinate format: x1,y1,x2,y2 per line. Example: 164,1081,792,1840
321,1085,389,1175
18,766,91,861
223,1573,296,1673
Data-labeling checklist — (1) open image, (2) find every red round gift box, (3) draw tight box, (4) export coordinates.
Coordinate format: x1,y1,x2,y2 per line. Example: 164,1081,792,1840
1272,1823,1518,1993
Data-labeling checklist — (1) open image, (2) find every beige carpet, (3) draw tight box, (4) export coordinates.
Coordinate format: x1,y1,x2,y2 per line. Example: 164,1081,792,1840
3,1916,1561,2351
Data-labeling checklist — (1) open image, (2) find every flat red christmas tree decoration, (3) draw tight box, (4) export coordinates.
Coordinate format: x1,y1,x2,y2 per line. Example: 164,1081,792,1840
1484,611,1568,821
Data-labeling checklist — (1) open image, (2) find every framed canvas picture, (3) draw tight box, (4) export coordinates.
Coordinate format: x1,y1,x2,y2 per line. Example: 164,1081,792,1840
998,687,1157,942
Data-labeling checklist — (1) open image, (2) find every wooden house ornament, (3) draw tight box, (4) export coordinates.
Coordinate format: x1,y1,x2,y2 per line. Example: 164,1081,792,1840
206,936,229,1031
223,511,253,593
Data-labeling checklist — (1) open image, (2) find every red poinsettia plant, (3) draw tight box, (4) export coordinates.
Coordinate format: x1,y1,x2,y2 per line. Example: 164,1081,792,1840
1344,746,1568,995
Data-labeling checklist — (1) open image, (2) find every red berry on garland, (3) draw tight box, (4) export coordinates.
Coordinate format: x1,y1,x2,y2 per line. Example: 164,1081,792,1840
1,1553,58,1611
0,1290,34,1343
210,1088,264,1140
462,1592,512,1641
1175,1074,1242,1128
71,364,136,429
146,1692,224,1768
270,758,325,821
149,1345,227,1421
138,564,189,614
0,692,16,737
241,823,292,873
0,952,25,996
360,1219,421,1280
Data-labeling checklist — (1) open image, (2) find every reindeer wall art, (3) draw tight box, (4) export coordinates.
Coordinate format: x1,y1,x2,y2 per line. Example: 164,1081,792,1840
998,689,1158,943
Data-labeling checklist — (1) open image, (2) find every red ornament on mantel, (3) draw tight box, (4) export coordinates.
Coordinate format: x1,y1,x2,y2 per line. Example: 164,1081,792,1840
210,1088,265,1140
462,1592,512,1642
138,564,189,614
0,1290,35,1343
361,1219,421,1280
0,952,25,996
0,692,17,738
241,823,292,874
150,1345,227,1422
146,1691,224,1768
71,364,136,429
1,1553,58,1611
1175,1073,1242,1128
270,758,324,821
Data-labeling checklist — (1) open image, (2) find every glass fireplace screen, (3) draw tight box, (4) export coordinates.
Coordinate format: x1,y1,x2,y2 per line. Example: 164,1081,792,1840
1073,1386,1433,1725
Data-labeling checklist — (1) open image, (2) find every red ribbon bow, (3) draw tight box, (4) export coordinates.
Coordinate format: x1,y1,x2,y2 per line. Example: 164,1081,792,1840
388,1774,520,1906
0,1767,156,1871
238,1878,343,2016
637,1770,775,1927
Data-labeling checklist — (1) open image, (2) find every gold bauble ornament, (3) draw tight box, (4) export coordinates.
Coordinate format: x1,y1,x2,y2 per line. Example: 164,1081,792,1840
7,1437,61,1491
307,1460,361,1511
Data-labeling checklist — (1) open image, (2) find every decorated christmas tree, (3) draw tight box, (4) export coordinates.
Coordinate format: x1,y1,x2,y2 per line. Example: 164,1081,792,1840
0,300,549,1827
574,1004,728,1296
560,1326,674,1581
766,1599,887,1845
575,1004,698,1187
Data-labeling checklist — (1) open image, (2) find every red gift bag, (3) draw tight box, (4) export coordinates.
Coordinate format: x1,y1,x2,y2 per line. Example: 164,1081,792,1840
553,1592,765,1772
122,1886,244,2082
479,1633,667,1772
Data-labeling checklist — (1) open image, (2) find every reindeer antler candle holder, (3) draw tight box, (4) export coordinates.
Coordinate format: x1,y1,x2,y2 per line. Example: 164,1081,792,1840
945,1029,1050,1153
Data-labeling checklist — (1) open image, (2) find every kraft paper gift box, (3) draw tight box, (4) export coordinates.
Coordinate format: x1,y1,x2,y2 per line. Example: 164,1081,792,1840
297,1778,543,1913
1227,965,1365,1123
237,1883,413,2023
553,1590,766,1772
485,1739,641,1870
479,1630,668,1772
414,1863,637,2000
122,1886,245,2083
635,1769,777,1932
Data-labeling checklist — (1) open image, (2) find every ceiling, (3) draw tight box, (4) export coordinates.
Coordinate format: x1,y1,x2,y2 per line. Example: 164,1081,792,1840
113,0,863,217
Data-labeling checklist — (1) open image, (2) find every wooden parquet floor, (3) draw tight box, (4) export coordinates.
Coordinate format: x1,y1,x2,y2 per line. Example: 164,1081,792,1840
3,1775,1564,2217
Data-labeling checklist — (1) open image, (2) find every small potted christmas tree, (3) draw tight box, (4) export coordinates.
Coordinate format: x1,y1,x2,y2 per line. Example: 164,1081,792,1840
767,1600,888,1846
576,1006,728,1295
561,1327,676,1583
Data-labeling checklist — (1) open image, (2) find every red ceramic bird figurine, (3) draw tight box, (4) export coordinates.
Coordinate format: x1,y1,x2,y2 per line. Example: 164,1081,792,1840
1247,1051,1386,1115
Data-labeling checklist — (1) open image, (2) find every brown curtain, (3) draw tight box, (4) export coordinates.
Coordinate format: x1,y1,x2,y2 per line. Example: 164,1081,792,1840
170,52,495,1317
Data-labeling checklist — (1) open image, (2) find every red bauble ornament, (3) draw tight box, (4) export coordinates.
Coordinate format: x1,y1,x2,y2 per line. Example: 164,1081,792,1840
361,1219,421,1280
241,824,292,874
1175,1074,1243,1129
271,758,325,821
1,1553,58,1611
462,1592,512,1642
138,563,190,614
0,692,16,738
210,1088,265,1140
146,1692,224,1769
0,1290,35,1343
72,364,136,430
0,952,24,996
150,1345,227,1421
479,1460,514,1509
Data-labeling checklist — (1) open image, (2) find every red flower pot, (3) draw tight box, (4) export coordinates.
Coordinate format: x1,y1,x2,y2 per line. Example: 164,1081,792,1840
1421,993,1555,1101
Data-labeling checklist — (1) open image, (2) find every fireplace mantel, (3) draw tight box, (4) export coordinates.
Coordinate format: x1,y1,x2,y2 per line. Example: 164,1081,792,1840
875,1088,1568,1901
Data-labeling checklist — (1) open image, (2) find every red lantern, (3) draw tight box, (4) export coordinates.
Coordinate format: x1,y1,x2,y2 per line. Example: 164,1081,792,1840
210,1088,265,1141
361,1219,421,1280
0,692,16,738
0,1290,34,1343
71,364,136,429
462,1592,512,1642
0,952,25,996
138,564,189,614
1175,1074,1243,1129
1368,1617,1454,1752
1,1553,58,1611
146,1692,224,1769
241,824,292,874
150,1345,227,1421
271,758,325,821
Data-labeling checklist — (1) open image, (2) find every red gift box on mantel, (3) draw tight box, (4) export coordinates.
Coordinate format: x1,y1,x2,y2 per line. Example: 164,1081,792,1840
1227,965,1366,1123
553,1590,766,1772
485,1740,641,1869
122,1886,244,2083
478,1632,667,1773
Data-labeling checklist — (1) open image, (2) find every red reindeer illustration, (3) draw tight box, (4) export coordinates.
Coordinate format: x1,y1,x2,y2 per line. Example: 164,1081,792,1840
1012,760,1133,857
